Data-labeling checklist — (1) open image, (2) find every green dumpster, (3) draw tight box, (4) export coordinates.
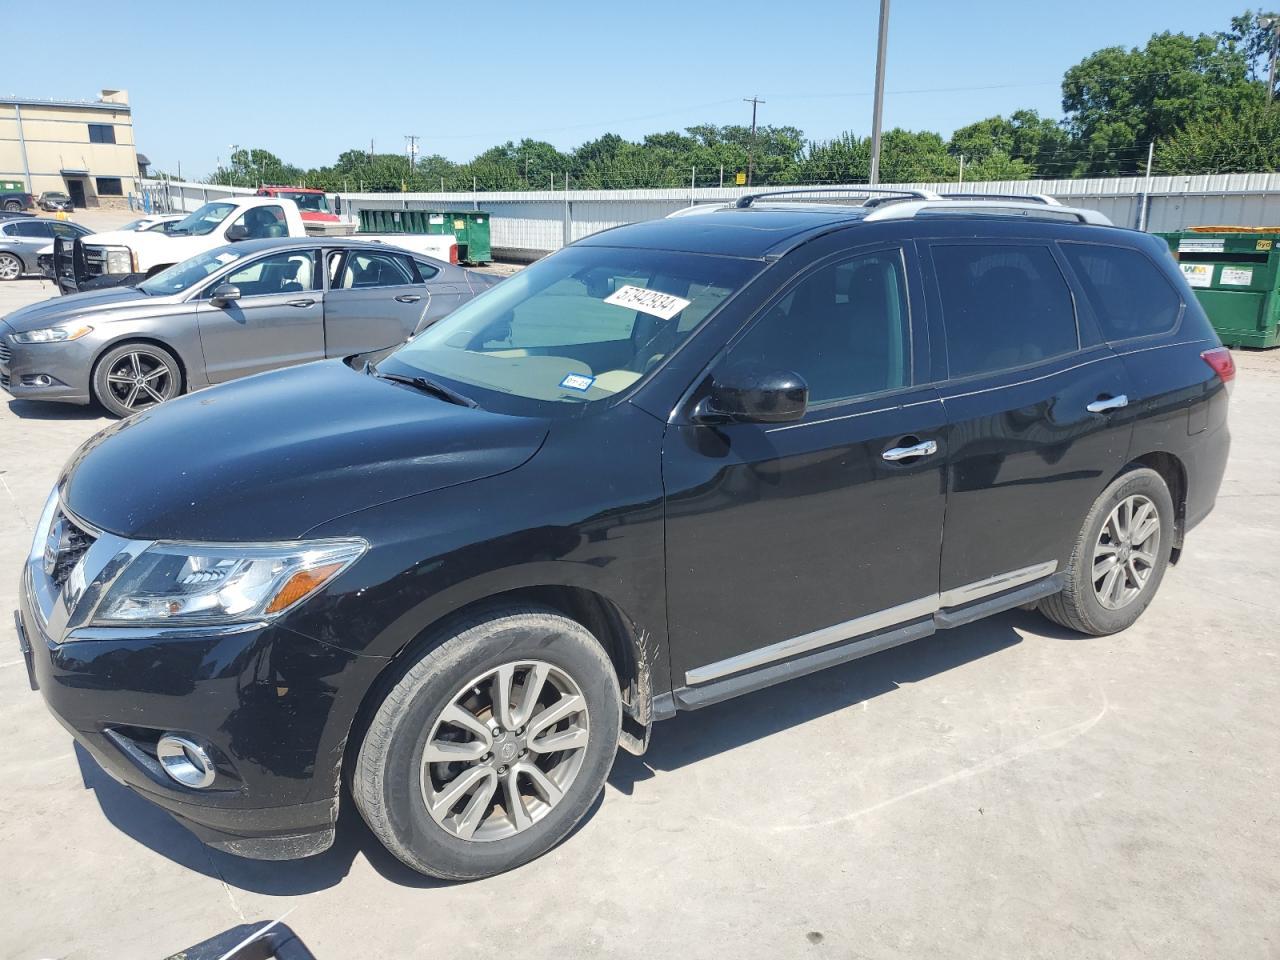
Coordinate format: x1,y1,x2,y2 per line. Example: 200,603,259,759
357,209,492,264
1158,227,1280,349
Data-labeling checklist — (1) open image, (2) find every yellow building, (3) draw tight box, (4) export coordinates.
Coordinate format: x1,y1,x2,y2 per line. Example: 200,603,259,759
0,89,141,209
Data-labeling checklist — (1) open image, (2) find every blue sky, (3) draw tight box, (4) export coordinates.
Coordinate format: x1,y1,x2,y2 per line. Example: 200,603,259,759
8,0,1248,178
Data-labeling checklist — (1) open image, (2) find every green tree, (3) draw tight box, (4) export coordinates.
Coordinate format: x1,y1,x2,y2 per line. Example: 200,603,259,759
948,109,1069,177
1156,98,1280,173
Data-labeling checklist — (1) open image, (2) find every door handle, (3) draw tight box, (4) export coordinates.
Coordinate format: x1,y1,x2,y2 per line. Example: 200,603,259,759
1087,394,1128,414
882,439,938,462
395,294,422,303
285,298,315,308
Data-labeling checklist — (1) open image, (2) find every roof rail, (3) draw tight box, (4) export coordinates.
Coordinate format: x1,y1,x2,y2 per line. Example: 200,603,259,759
935,192,1062,206
863,198,1112,226
733,186,941,208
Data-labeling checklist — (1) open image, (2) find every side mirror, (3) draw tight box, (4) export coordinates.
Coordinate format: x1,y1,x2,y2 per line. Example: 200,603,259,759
696,364,808,424
209,283,241,305
225,224,249,242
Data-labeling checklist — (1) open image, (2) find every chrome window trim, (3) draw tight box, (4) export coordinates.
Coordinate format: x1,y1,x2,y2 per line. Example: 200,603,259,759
685,560,1058,686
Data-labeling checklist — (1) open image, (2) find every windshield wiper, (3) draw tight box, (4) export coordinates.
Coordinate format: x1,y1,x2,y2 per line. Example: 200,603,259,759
376,370,478,408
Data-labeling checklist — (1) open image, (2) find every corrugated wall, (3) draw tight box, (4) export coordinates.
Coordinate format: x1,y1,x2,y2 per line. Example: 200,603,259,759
142,174,1280,256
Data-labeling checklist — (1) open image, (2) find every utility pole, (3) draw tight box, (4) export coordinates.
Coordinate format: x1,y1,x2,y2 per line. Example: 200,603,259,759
404,135,420,171
868,0,891,184
1262,15,1280,104
958,154,964,185
744,96,765,186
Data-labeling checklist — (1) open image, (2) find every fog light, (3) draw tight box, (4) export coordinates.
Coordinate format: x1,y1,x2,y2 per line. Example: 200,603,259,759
156,734,216,789
22,375,53,387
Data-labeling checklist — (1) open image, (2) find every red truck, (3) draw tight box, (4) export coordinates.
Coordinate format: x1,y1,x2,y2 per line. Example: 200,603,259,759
255,185,338,223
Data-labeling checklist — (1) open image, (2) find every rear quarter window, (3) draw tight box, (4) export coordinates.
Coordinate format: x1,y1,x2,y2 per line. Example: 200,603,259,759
1059,242,1183,342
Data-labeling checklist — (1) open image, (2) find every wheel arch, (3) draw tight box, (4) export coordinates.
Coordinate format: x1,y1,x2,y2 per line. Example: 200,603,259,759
1121,451,1187,561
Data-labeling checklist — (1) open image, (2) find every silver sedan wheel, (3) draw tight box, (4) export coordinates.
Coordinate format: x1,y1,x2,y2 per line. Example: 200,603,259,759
0,253,21,280
105,350,174,412
420,660,590,843
1093,494,1161,610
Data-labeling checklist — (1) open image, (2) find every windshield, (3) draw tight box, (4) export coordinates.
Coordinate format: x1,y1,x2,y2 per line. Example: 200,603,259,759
383,245,759,415
137,247,246,296
168,202,235,236
278,191,329,213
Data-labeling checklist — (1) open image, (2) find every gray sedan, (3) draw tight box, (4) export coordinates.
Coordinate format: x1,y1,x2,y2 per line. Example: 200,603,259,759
0,217,93,280
0,236,501,416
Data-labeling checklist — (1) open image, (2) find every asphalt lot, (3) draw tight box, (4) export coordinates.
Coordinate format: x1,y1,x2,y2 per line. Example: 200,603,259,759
1,236,1278,959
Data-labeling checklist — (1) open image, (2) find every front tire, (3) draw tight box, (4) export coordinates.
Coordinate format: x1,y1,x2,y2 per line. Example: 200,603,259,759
353,607,621,880
1039,467,1174,635
91,342,184,417
0,252,22,280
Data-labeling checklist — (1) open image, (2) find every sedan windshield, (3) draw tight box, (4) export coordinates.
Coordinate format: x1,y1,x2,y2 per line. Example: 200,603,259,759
137,248,246,296
168,202,235,236
384,245,760,415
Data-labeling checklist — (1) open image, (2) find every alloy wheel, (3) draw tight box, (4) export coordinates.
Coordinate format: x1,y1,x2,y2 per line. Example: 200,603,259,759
105,350,174,412
420,660,590,842
1093,494,1161,610
0,253,21,280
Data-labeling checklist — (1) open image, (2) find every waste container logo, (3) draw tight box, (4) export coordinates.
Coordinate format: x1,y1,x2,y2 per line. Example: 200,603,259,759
1258,239,1273,252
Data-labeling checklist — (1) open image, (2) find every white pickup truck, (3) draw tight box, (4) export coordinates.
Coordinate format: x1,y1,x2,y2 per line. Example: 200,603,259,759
55,196,459,294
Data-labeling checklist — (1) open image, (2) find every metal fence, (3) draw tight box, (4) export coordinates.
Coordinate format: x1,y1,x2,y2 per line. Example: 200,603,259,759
139,173,1280,259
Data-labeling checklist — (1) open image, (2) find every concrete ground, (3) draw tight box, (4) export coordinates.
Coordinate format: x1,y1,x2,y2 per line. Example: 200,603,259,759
0,266,1277,959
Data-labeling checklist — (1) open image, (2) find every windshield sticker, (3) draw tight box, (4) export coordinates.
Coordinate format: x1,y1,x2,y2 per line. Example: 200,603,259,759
604,284,692,320
214,252,239,264
560,373,596,392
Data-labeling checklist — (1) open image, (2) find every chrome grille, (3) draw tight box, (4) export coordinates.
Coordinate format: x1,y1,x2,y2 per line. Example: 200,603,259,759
45,510,97,590
82,246,107,277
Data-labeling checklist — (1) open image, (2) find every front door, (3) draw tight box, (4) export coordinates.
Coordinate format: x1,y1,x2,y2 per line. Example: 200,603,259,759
922,239,1133,599
195,249,325,383
664,244,948,691
323,249,429,355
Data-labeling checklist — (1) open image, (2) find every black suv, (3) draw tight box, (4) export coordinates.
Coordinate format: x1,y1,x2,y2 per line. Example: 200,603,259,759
17,191,1233,880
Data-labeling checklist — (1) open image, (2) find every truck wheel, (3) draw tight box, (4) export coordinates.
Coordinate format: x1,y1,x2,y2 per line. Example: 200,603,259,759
92,342,184,417
1039,467,1174,636
353,607,621,880
2,200,21,213
0,252,21,280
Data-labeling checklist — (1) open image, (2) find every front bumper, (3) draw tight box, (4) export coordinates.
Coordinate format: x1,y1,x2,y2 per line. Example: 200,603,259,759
17,559,386,860
0,329,93,404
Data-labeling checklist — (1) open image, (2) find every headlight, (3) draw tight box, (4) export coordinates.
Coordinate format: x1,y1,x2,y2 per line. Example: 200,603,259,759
92,539,367,626
12,324,93,343
104,247,134,274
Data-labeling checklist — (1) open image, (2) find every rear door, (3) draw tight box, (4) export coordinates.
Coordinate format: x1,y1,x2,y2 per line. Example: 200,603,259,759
922,238,1133,602
195,249,325,382
322,248,428,355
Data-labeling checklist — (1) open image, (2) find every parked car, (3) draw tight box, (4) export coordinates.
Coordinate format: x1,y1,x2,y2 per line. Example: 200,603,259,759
1,190,34,213
0,217,93,281
57,197,460,293
16,192,1232,881
1,236,499,416
38,191,74,212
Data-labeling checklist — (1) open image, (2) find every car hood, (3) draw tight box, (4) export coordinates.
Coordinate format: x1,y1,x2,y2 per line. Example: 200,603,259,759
59,360,550,541
2,285,149,332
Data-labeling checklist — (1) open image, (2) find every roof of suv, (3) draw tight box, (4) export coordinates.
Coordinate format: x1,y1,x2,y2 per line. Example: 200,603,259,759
579,191,1116,260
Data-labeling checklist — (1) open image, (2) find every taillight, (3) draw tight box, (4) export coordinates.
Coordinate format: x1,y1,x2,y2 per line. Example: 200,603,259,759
449,242,459,265
1201,347,1236,388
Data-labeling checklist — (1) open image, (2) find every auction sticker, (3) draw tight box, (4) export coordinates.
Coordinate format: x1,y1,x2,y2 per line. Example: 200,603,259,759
1220,267,1254,286
1180,263,1213,288
559,373,596,392
604,285,692,320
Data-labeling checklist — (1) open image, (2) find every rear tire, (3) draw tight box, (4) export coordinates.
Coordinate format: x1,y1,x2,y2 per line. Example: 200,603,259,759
353,607,621,880
2,200,21,213
1039,467,1174,635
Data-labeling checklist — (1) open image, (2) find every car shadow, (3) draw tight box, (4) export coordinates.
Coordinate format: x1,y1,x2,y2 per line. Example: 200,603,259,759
74,609,1038,893
7,398,106,421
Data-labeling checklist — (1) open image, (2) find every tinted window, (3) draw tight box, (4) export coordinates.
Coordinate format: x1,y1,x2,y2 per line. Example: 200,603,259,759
338,251,416,288
11,221,51,238
48,221,88,238
96,178,123,196
87,123,116,144
225,251,317,296
1060,242,1182,341
723,251,911,404
932,244,1078,377
229,205,286,240
415,259,440,280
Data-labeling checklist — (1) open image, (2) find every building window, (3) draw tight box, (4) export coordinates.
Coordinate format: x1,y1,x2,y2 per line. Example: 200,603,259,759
96,177,123,196
88,123,117,144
